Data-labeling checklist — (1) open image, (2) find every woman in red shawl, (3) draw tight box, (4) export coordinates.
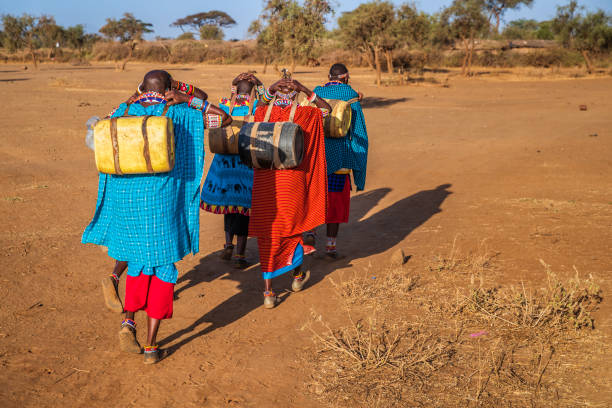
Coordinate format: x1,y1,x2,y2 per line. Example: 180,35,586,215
250,78,331,308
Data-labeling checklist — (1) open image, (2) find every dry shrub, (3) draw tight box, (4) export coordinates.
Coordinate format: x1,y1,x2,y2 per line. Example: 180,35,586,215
329,265,417,306
306,312,456,407
457,261,601,331
305,242,604,407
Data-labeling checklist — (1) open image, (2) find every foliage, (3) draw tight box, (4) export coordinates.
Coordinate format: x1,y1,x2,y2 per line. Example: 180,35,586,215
199,24,224,40
171,11,236,32
485,0,534,33
1,14,36,52
394,3,432,49
99,13,152,43
502,18,554,40
250,0,333,71
176,32,195,41
552,1,612,72
441,0,490,75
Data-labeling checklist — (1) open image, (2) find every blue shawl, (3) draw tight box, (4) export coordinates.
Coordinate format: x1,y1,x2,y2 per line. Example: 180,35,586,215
201,101,256,210
82,102,205,267
313,83,369,191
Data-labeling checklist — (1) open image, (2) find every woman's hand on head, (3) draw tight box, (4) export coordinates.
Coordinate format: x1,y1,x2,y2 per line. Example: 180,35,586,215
165,90,190,106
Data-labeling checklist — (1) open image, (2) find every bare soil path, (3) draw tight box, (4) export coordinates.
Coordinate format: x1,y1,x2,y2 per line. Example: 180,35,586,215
0,63,610,407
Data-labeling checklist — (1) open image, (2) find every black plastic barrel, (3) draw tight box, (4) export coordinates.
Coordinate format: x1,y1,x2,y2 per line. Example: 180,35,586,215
238,122,304,169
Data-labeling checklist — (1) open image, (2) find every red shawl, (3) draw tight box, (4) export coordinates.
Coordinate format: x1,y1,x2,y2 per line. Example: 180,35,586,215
249,104,327,239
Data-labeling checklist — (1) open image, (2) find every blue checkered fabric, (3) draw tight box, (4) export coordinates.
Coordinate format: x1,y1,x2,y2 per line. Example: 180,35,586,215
127,263,178,283
82,102,205,280
313,83,369,191
328,173,347,192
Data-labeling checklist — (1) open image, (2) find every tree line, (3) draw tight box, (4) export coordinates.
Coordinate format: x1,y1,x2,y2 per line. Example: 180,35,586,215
1,0,611,76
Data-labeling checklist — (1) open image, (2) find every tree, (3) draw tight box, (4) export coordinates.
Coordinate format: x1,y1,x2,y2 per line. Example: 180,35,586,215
1,14,39,67
485,0,533,34
391,2,432,72
552,1,612,73
176,32,195,41
36,15,64,58
441,0,490,76
199,24,224,40
100,13,152,71
99,13,152,43
171,11,235,40
338,1,395,85
503,19,555,40
251,0,333,74
248,19,283,73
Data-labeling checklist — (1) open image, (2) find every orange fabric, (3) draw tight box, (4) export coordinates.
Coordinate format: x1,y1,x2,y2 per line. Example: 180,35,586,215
257,235,302,273
249,104,327,239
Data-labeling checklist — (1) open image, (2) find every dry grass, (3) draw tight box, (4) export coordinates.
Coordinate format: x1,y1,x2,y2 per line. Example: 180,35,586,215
304,242,604,407
328,264,418,306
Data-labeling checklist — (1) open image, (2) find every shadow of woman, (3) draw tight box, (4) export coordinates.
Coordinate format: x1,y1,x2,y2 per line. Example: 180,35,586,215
306,183,453,287
158,187,394,353
159,184,451,353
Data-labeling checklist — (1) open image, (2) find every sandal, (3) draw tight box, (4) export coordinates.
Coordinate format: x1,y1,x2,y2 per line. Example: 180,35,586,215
118,319,142,354
291,269,311,292
263,290,280,309
102,274,123,313
220,244,234,261
143,345,160,364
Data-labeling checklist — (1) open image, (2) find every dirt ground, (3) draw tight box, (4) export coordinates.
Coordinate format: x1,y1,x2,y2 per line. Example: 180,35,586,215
0,62,610,407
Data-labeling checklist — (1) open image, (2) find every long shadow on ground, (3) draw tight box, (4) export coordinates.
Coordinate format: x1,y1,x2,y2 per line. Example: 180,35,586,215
160,184,452,353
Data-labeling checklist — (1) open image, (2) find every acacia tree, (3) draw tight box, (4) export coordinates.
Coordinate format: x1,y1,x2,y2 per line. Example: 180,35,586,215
552,1,612,73
338,1,395,86
100,13,152,70
251,0,332,74
442,0,489,76
171,11,236,40
485,0,533,34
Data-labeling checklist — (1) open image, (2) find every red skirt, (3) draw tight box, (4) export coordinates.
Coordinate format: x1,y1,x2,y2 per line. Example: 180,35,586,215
124,274,174,319
326,174,351,224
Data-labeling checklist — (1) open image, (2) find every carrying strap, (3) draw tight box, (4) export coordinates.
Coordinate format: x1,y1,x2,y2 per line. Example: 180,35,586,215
110,102,171,175
247,87,257,116
263,95,299,123
346,97,360,105
227,93,238,116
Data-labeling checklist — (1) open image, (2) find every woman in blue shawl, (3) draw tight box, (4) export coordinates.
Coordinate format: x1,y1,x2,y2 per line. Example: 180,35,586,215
82,70,230,364
201,73,264,268
310,63,369,260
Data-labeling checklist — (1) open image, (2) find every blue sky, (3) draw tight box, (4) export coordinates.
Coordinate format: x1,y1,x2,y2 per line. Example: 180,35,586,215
2,0,611,40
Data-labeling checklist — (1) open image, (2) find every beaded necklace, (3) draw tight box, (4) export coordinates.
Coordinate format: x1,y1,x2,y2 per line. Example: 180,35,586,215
134,91,167,105
220,94,251,107
273,90,297,107
324,80,344,87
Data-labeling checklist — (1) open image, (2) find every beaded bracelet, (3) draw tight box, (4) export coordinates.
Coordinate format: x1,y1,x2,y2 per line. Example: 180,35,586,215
205,114,222,129
262,87,274,103
188,96,205,111
178,81,195,95
256,85,265,96
230,85,237,95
